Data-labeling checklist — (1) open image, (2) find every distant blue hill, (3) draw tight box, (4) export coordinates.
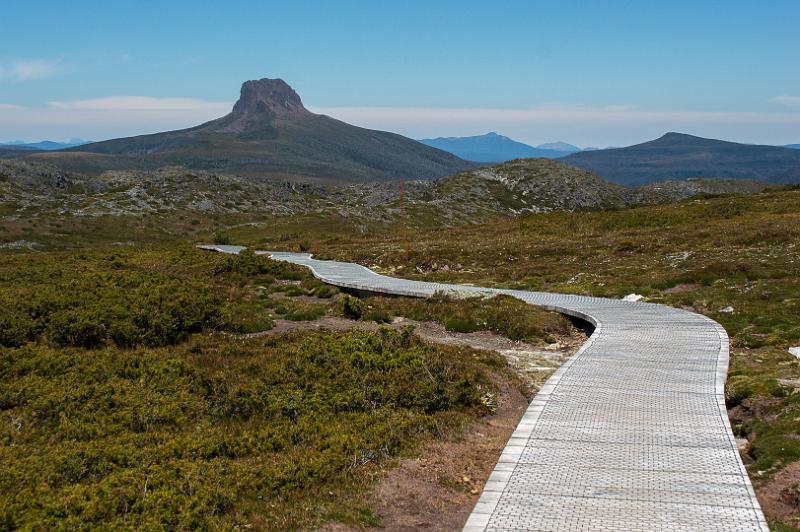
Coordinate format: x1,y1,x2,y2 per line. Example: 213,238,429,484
785,144,800,150
418,132,575,162
561,132,800,186
0,139,91,151
535,141,581,153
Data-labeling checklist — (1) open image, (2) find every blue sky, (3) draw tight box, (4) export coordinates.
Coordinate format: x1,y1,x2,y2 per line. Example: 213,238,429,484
1,0,799,146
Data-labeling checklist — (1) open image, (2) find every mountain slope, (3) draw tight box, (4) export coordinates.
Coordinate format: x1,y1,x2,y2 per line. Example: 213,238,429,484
419,132,567,162
28,78,471,182
560,132,800,185
0,145,41,159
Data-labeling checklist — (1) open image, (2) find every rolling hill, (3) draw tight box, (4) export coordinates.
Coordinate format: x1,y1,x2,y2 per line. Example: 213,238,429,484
425,158,637,213
2,156,769,229
419,132,572,162
414,158,768,218
560,132,800,185
0,145,41,159
28,78,471,182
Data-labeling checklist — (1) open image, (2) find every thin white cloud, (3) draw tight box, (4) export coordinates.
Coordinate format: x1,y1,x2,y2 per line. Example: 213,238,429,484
0,59,62,82
48,96,231,112
307,104,800,147
771,95,800,107
0,96,233,141
310,105,800,126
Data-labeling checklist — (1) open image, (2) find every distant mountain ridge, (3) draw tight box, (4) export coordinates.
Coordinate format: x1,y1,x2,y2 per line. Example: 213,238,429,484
1,139,90,151
419,132,578,162
535,141,581,153
561,132,800,185
26,78,471,182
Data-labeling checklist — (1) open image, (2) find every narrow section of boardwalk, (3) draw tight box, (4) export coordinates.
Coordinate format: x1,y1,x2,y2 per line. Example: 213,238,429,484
202,246,768,531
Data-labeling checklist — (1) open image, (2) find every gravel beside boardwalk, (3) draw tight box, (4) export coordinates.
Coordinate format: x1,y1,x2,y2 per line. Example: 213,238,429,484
201,245,768,531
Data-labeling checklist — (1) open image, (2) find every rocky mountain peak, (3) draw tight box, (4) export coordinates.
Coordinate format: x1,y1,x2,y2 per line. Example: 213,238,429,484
231,78,309,118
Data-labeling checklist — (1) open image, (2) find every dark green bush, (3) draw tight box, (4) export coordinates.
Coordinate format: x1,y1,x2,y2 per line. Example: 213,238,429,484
276,285,305,297
444,317,480,333
313,284,337,298
212,249,309,281
301,278,338,298
340,294,368,320
363,308,391,323
283,303,326,321
213,232,232,245
364,294,571,344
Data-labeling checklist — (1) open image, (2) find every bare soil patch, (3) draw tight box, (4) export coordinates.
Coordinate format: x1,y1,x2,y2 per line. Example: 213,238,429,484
662,283,703,294
729,396,784,433
756,461,800,529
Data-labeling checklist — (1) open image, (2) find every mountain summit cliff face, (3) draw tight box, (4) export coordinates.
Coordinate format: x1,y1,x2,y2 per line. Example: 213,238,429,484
29,78,471,181
234,78,308,118
187,77,312,138
216,78,311,133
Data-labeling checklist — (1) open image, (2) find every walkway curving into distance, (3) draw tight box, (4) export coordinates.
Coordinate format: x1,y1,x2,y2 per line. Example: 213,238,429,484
201,245,767,531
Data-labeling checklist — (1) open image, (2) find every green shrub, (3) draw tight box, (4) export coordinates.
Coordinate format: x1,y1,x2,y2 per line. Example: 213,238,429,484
301,278,338,298
213,232,232,245
363,294,571,345
0,246,305,349
312,284,337,298
212,249,309,281
726,375,753,407
340,295,368,320
283,303,326,321
443,317,480,333
0,328,500,529
363,309,391,323
276,285,305,297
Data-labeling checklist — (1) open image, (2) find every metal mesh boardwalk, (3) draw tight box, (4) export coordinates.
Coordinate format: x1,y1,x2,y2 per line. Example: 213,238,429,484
201,246,767,531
